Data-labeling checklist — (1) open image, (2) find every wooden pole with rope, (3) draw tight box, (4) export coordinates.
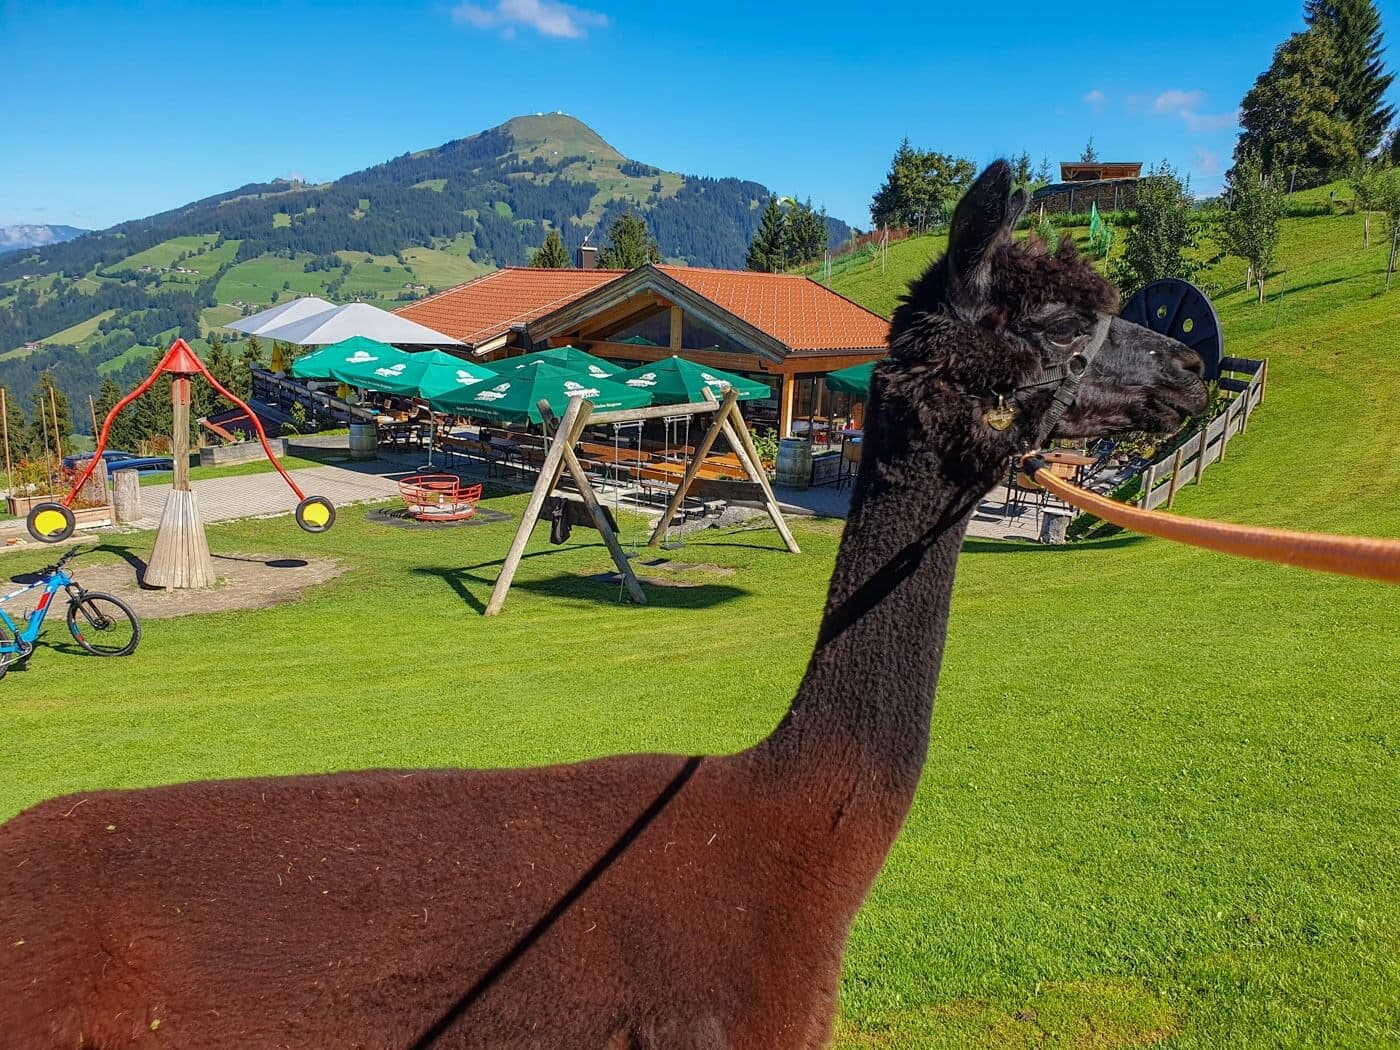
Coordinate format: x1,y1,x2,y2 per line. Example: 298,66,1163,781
1,387,11,502
48,383,63,462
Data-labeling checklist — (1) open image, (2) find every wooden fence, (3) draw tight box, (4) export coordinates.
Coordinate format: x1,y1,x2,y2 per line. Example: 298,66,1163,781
1138,357,1267,511
250,368,379,425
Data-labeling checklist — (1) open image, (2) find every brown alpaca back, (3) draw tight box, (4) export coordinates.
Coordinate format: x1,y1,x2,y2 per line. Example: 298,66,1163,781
1,751,886,1048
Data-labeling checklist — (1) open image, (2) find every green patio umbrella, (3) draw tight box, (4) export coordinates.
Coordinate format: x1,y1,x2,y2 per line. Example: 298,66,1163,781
611,356,771,405
415,354,499,407
824,361,877,400
488,345,623,379
289,336,419,393
436,361,651,424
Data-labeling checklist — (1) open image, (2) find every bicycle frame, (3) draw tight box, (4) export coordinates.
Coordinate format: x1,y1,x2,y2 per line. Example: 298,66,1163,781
0,568,74,652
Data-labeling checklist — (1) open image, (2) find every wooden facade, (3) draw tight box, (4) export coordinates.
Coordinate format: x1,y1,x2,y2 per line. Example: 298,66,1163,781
508,267,885,437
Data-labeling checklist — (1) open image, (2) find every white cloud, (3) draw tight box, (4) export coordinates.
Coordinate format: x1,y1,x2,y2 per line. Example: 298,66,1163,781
1183,110,1238,133
452,0,608,38
1193,147,1222,176
1147,89,1237,135
1153,89,1205,114
1082,89,1107,113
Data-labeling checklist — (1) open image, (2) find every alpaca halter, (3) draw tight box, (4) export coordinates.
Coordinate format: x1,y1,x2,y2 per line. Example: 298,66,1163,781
1012,311,1113,451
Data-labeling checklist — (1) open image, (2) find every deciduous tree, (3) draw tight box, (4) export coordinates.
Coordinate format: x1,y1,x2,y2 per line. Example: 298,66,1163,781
1236,26,1361,186
1112,161,1202,296
870,139,975,232
1222,153,1286,303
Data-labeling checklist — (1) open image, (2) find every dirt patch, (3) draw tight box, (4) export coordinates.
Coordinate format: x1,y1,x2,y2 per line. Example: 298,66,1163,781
834,979,1179,1049
6,552,346,620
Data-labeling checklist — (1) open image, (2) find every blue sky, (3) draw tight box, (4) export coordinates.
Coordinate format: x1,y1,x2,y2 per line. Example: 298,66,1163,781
3,0,1397,231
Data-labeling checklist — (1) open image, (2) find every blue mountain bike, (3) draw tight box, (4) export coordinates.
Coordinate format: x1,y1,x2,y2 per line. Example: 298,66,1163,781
0,546,141,679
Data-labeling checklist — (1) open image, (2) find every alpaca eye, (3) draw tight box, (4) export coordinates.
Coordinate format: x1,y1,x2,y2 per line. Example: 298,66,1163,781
1044,320,1081,348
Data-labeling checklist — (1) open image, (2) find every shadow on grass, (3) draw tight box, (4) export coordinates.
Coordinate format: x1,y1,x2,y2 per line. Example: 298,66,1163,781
961,534,1146,555
415,548,749,614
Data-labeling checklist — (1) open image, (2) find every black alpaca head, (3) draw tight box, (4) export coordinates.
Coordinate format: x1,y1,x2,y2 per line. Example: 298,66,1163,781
869,160,1208,486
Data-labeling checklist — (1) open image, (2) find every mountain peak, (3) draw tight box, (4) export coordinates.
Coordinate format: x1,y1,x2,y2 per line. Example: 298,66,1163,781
498,113,624,164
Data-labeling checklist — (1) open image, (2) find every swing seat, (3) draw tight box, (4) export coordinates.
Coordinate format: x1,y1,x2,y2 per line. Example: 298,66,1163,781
398,475,483,521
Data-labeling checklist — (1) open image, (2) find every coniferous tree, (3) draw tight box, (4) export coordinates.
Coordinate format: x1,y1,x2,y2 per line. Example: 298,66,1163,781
747,196,788,272
531,229,571,268
1222,153,1286,303
1112,162,1202,296
1080,137,1098,163
1306,0,1396,156
595,212,660,269
1012,152,1034,187
785,198,830,268
1236,27,1359,185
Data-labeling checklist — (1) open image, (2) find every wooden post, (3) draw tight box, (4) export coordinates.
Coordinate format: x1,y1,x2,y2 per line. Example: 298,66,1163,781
645,389,738,547
669,305,683,351
1193,426,1208,484
145,374,216,589
1,387,11,496
48,383,63,462
723,407,800,554
112,469,142,523
484,396,591,617
87,394,99,438
1166,446,1185,509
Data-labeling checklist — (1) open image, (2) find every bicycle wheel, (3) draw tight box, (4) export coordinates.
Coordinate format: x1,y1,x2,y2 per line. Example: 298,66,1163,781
0,619,15,680
66,592,141,657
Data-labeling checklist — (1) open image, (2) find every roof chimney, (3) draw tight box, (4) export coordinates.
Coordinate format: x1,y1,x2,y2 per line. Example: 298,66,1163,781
576,244,598,269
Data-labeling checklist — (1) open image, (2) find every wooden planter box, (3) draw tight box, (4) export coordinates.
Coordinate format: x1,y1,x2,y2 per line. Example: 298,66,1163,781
6,494,114,529
199,437,286,467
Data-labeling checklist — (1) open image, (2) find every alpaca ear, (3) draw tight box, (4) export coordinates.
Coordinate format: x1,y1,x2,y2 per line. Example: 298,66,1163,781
947,161,1027,308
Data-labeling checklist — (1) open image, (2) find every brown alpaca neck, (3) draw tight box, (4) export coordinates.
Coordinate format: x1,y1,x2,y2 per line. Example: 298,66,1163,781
752,413,986,817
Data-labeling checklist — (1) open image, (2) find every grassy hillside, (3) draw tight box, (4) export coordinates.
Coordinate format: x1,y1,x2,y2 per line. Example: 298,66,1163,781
0,113,855,425
0,197,1395,1046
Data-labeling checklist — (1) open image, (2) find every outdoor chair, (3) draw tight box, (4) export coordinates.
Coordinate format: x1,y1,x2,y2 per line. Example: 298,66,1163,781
837,438,862,492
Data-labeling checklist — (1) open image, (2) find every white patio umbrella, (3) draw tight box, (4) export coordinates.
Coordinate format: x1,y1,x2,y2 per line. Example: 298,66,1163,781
257,302,463,347
224,296,335,336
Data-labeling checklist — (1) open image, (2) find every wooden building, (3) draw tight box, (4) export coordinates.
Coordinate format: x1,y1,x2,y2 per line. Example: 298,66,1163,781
396,265,890,437
1032,161,1143,215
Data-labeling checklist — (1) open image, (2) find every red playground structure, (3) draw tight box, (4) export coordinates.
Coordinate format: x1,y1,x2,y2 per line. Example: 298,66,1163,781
27,339,335,556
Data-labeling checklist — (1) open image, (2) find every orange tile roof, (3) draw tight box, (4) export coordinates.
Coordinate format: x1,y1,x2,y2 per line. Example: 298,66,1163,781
655,266,889,352
395,267,624,347
396,264,891,354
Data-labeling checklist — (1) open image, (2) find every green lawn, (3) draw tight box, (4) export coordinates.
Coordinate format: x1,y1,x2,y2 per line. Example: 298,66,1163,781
0,205,1396,1047
214,255,333,304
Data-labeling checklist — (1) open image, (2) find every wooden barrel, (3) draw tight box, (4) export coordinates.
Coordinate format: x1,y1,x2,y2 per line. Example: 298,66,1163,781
775,437,812,489
348,422,378,461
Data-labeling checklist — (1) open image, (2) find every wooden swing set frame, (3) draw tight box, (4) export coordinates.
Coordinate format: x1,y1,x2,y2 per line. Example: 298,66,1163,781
484,388,798,616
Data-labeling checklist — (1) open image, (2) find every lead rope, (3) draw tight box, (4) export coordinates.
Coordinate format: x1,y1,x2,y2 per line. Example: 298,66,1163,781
1024,455,1400,584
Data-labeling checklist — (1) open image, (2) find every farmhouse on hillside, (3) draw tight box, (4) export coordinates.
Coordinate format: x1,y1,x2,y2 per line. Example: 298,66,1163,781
396,264,890,438
1032,160,1142,215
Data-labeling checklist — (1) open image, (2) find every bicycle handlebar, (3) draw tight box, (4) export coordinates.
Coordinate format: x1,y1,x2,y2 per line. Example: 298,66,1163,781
42,546,85,576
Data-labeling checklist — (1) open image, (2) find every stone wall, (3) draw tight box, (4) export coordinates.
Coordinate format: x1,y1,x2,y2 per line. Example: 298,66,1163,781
1031,178,1138,215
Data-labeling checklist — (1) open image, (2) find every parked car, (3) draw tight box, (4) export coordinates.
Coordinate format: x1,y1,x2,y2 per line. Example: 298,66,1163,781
62,450,175,475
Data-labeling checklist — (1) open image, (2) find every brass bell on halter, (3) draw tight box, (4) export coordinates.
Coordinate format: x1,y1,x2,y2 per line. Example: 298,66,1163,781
985,394,1015,431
